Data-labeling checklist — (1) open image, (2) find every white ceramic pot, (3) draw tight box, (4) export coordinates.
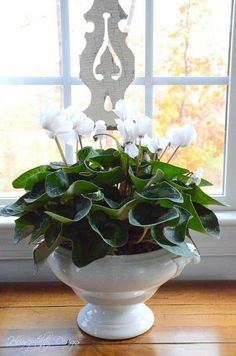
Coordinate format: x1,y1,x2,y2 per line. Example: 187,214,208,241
48,244,200,340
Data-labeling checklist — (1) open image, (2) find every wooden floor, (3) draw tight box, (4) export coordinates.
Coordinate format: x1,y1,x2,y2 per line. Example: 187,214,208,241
0,282,235,355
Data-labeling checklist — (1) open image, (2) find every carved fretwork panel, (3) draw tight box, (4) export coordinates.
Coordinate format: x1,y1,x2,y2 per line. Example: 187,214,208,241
80,0,135,127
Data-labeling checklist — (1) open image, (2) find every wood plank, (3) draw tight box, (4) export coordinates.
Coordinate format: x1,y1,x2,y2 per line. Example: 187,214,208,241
0,281,236,308
0,282,80,308
157,281,236,305
1,305,236,346
1,344,236,356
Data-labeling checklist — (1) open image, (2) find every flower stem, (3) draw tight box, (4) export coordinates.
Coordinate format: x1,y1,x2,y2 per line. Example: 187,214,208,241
167,146,180,163
55,136,68,166
76,138,79,153
159,143,170,160
78,135,83,149
76,138,79,161
133,228,149,244
144,170,160,189
124,154,130,196
135,139,142,175
93,133,121,150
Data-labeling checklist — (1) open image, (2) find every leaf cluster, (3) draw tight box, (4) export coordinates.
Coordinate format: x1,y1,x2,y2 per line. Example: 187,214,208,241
0,146,223,268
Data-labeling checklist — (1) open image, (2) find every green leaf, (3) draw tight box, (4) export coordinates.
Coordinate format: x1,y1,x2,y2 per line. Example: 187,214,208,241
63,220,110,268
30,215,52,243
92,166,126,186
193,203,220,239
178,193,205,233
0,193,45,217
61,163,87,174
92,199,136,220
179,194,220,239
0,195,28,217
89,211,128,247
152,161,189,179
60,180,100,202
169,180,192,192
24,181,47,203
144,169,165,188
199,178,213,187
45,212,80,224
44,224,61,248
33,226,63,269
178,175,213,187
49,162,66,170
163,207,192,245
12,165,49,189
77,146,96,161
135,181,183,203
24,171,50,190
34,241,51,268
82,191,104,202
45,171,70,198
159,200,174,209
74,196,92,221
190,185,224,206
103,185,124,208
13,213,39,243
120,151,136,169
129,202,179,227
151,226,193,257
89,148,119,169
45,196,92,224
128,167,150,191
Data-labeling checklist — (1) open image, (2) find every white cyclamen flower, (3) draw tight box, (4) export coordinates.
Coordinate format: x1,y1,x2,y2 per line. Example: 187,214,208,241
113,99,128,121
140,134,151,147
64,106,85,127
186,167,204,186
148,136,169,155
38,104,74,143
94,120,107,135
135,116,152,139
167,124,196,148
117,119,139,158
73,116,94,138
117,119,138,143
125,143,139,158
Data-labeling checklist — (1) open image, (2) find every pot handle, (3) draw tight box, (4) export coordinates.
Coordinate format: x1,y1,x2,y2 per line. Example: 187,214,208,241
172,243,200,279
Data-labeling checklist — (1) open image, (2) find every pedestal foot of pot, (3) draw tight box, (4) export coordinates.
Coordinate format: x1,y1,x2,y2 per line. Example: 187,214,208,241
77,303,154,340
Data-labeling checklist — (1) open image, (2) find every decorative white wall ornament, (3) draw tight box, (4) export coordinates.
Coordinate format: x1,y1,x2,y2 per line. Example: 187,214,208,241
80,0,135,127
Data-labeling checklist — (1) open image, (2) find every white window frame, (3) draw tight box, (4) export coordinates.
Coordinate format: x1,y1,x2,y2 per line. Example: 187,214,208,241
0,0,235,211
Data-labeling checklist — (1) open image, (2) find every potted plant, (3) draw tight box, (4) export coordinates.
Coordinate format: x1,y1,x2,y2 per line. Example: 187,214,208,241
0,100,223,339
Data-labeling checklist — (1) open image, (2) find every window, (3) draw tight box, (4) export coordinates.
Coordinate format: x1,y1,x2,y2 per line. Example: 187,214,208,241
0,0,235,209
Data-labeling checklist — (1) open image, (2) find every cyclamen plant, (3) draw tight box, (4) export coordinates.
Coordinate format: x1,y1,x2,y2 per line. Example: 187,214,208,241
0,100,223,268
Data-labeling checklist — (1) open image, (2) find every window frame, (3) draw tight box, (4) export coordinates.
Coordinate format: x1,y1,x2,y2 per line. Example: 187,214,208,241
0,0,235,210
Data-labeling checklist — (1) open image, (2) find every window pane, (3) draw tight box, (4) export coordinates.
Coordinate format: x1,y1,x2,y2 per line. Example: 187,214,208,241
125,85,145,114
0,86,63,193
153,85,227,194
71,85,91,112
0,0,61,76
119,0,145,77
154,0,232,76
70,0,145,77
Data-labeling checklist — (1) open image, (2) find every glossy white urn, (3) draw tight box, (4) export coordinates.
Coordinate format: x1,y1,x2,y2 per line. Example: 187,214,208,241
48,244,200,340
